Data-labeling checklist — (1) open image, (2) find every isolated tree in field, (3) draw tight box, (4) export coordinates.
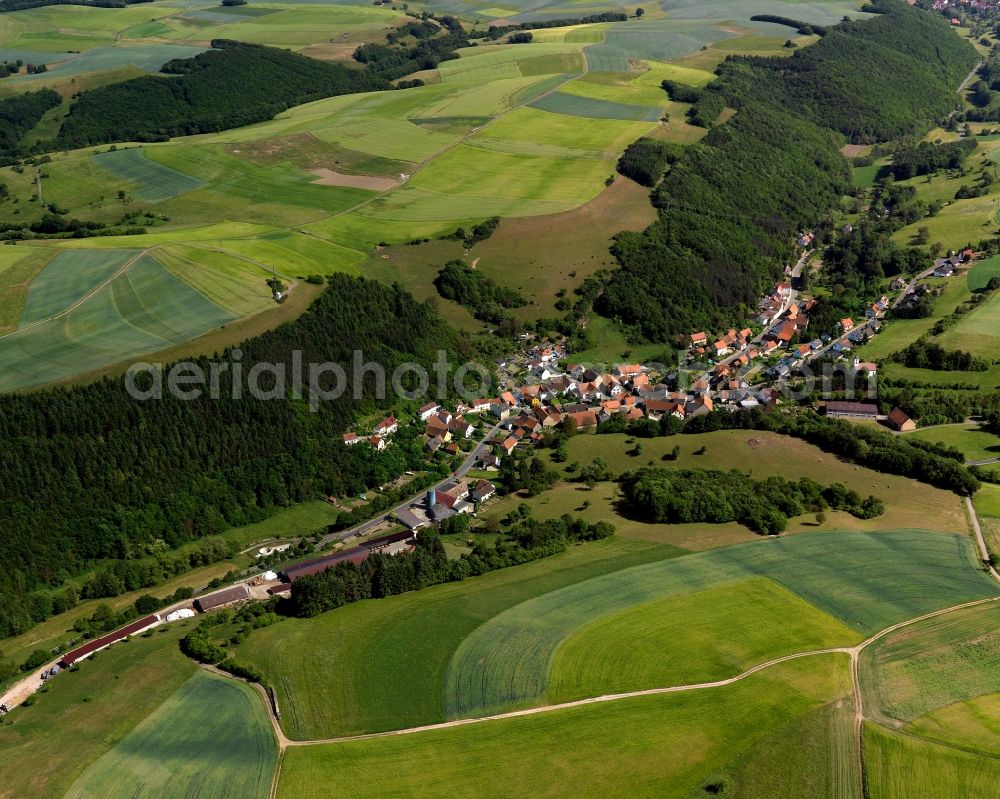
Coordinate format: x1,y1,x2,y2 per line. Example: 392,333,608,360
635,7,644,17
816,511,827,526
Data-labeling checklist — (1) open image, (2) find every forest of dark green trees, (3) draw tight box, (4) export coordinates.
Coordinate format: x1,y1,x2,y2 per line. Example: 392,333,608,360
54,41,391,148
620,468,883,534
0,89,60,156
0,275,462,638
597,0,977,342
434,259,527,323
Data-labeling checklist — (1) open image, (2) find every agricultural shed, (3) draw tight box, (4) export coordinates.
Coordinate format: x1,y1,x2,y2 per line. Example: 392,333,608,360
194,584,251,613
59,614,162,667
280,547,370,583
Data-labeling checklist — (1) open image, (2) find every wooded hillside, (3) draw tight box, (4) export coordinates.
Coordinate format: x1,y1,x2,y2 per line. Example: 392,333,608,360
55,41,390,148
597,0,977,342
0,276,459,637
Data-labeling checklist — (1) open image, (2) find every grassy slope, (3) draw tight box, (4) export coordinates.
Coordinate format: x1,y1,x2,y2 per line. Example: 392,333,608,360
547,577,858,702
486,430,969,546
64,669,277,799
859,602,1000,726
722,699,859,799
0,10,826,389
905,693,1000,755
0,247,56,333
276,656,852,799
445,531,996,719
0,625,196,799
0,252,238,392
902,423,1000,462
365,175,655,325
237,537,682,739
864,723,1000,799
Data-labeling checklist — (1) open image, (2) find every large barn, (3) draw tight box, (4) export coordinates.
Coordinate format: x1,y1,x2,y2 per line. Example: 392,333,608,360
193,584,251,613
58,614,162,668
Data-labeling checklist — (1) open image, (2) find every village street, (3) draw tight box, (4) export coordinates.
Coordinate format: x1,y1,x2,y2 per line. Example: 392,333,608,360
318,420,504,549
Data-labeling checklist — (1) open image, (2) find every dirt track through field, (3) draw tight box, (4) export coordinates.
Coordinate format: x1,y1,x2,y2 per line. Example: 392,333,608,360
239,595,1000,752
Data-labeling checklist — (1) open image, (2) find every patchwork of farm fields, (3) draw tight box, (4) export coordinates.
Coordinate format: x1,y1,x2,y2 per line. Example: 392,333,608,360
0,249,248,390
0,0,871,387
237,537,683,739
446,530,996,718
236,528,997,742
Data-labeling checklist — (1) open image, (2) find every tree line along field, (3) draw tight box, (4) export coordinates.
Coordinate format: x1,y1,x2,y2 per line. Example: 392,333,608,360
902,423,1000,463
0,0,863,389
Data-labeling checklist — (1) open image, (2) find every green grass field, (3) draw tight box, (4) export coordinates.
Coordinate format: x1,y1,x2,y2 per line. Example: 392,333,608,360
276,656,853,799
718,699,860,799
976,483,1000,518
446,531,996,719
905,693,1000,755
17,248,138,327
903,423,1000,463
154,244,278,316
937,287,1000,357
530,90,664,121
854,277,970,361
0,625,197,799
93,147,204,201
237,537,683,739
968,253,1000,292
0,247,56,333
860,602,1000,726
0,251,237,391
548,577,858,701
864,723,1000,799
64,669,277,799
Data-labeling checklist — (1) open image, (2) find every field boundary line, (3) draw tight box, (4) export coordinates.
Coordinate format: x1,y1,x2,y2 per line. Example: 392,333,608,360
236,595,1000,750
282,647,853,747
0,247,152,339
871,722,1000,761
224,52,594,246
